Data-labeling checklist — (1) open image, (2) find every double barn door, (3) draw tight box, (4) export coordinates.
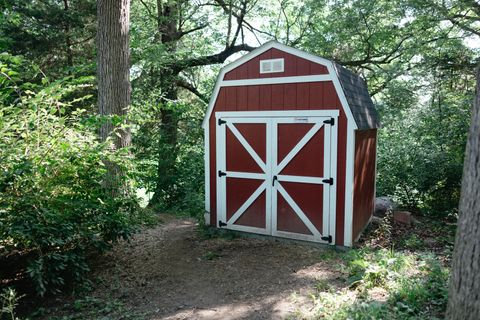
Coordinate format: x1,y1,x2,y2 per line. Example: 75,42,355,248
216,111,338,244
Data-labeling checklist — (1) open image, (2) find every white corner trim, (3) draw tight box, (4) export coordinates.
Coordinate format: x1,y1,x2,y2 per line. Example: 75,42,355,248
204,124,210,213
343,124,356,247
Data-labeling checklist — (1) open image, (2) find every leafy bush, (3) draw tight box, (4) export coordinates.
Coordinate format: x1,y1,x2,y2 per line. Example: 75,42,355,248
0,55,139,296
131,97,205,217
376,76,471,217
311,249,449,319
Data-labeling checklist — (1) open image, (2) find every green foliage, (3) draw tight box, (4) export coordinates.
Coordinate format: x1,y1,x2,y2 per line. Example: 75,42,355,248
309,249,449,319
376,64,473,215
0,55,140,296
0,288,24,320
130,94,205,217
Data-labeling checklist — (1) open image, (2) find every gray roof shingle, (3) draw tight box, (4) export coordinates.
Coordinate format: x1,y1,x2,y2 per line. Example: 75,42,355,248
333,62,380,129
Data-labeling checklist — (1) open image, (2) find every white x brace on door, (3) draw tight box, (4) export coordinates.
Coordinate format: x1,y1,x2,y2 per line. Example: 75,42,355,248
216,110,338,244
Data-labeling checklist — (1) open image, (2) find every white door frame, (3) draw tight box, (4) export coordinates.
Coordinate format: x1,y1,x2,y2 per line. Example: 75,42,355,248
216,110,339,244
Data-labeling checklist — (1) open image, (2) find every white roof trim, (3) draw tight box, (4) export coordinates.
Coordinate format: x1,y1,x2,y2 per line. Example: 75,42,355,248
201,41,357,130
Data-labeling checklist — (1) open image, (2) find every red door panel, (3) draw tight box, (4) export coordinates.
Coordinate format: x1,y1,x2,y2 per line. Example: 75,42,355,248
234,191,266,228
282,182,324,232
278,125,325,177
226,178,264,220
277,192,312,235
226,126,264,173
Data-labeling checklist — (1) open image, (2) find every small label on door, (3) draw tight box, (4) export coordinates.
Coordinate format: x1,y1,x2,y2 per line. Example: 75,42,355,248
294,117,309,123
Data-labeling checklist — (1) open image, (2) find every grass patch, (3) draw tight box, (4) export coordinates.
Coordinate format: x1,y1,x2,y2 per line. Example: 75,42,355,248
304,248,449,319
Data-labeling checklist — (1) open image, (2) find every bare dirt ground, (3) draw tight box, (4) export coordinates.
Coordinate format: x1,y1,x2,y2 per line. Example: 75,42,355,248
68,214,344,320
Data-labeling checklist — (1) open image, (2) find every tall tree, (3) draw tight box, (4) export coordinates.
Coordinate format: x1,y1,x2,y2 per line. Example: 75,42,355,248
97,0,132,195
446,64,480,320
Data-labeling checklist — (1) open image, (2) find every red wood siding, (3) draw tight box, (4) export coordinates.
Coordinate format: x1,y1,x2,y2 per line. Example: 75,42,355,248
352,129,377,241
209,81,348,245
224,48,329,80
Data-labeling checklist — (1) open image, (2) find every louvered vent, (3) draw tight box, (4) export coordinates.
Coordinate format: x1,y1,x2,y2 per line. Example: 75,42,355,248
260,58,284,74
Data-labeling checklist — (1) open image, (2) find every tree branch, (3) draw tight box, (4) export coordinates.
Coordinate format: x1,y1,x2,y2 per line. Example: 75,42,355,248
173,43,256,71
176,78,208,103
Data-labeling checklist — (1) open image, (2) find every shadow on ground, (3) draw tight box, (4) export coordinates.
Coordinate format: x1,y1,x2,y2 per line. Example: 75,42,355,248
37,215,347,320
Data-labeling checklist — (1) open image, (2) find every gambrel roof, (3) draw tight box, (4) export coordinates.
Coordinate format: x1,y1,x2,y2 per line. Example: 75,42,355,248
333,63,380,129
202,41,380,130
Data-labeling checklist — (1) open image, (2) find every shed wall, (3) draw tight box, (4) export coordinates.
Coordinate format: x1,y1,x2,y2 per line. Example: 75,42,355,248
224,48,329,80
352,129,377,241
209,80,348,245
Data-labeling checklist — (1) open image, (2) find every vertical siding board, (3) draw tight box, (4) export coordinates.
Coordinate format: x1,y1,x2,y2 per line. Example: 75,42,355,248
308,82,324,109
296,83,309,109
283,53,296,77
296,57,310,76
248,86,260,110
259,85,272,110
216,88,226,111
225,87,236,111
248,56,260,78
284,84,296,109
352,129,377,240
324,81,340,109
236,86,248,110
271,84,284,109
224,69,236,80
310,61,329,75
237,63,248,79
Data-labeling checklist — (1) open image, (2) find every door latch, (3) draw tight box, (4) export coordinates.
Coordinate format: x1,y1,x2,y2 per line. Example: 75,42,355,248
219,221,227,227
272,175,278,186
218,170,227,177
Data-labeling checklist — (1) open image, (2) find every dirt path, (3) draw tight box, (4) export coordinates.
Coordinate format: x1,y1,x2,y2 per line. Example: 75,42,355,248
77,215,344,319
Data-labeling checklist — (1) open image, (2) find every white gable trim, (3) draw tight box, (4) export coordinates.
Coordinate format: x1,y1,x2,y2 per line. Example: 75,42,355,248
201,41,357,129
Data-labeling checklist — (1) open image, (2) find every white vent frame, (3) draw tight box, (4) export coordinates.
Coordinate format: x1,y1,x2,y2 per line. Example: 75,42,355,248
260,58,284,74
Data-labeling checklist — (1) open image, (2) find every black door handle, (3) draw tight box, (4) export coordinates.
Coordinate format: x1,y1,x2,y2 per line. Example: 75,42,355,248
272,175,278,186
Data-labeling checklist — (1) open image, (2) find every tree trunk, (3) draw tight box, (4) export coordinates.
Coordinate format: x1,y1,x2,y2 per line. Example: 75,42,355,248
149,0,180,206
446,66,480,319
97,0,132,195
63,0,73,69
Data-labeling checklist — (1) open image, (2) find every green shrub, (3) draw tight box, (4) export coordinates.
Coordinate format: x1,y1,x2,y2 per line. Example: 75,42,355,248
0,55,139,296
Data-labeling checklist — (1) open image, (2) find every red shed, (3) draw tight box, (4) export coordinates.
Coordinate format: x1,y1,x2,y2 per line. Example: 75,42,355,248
202,42,379,247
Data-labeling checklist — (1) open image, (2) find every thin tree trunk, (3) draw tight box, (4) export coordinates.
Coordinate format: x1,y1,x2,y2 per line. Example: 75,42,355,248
97,0,132,196
446,66,480,319
149,0,180,206
63,0,73,69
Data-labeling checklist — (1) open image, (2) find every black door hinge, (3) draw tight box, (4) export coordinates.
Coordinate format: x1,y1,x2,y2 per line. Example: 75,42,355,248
321,235,332,243
322,177,334,185
218,170,227,177
218,118,226,125
323,118,335,126
219,221,227,227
